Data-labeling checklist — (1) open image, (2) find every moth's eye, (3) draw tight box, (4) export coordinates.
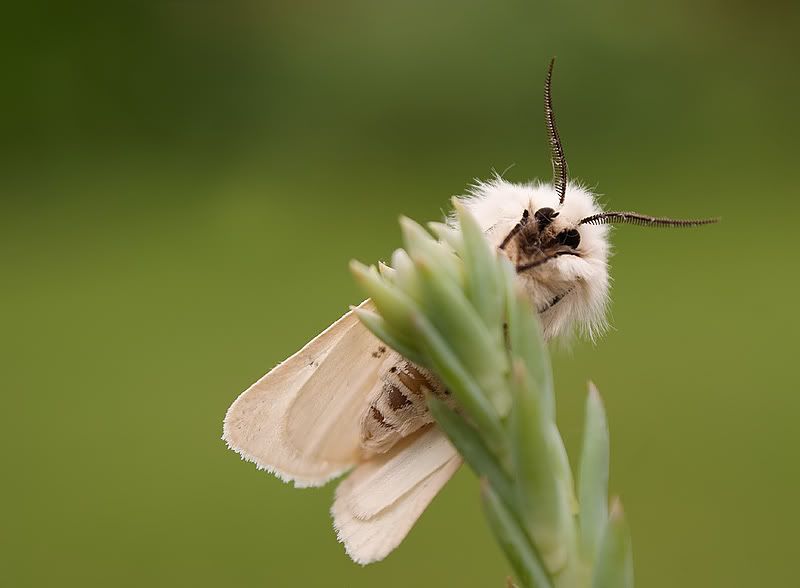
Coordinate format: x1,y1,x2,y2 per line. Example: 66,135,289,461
534,207,558,227
556,228,581,249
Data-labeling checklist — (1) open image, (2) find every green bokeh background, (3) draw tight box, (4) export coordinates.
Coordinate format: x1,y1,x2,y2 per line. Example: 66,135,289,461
3,1,798,586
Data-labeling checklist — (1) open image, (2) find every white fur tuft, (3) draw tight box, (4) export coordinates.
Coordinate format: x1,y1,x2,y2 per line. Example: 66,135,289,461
454,176,611,341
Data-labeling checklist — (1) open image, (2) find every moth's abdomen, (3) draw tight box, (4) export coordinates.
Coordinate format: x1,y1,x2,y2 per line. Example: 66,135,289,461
359,359,449,456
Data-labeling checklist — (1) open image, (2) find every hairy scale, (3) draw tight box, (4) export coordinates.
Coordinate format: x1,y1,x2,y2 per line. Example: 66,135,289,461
358,351,452,456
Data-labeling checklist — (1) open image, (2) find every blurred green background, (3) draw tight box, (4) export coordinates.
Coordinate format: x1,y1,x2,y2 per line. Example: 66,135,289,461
3,1,799,586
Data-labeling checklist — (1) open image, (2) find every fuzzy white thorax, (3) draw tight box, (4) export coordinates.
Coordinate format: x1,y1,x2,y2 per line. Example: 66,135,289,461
455,176,611,341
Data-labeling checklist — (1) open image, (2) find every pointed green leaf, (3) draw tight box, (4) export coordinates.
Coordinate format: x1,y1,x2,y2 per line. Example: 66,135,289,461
592,498,634,588
400,216,462,287
481,482,554,588
350,260,417,342
504,263,554,421
390,247,423,301
377,260,396,280
427,221,464,254
414,258,510,415
548,423,578,517
351,307,426,367
428,395,514,510
509,360,570,574
412,312,506,454
578,383,610,561
454,200,505,331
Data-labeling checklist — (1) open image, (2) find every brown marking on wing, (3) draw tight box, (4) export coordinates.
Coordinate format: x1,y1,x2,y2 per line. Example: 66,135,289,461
387,385,412,410
371,345,389,358
370,406,395,429
397,365,431,396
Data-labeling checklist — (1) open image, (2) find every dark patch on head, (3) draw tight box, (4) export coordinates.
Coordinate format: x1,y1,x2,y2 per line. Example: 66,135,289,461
556,228,581,249
534,207,558,229
389,366,397,373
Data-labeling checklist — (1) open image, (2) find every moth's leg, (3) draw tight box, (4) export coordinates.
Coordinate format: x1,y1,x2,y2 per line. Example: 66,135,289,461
499,209,530,250
535,286,575,314
516,250,579,273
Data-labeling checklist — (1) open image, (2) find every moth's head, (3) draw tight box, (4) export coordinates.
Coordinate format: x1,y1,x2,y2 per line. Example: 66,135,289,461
456,58,717,341
460,178,611,340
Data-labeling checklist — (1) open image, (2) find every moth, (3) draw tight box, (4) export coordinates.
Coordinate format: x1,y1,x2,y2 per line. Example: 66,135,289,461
223,59,716,565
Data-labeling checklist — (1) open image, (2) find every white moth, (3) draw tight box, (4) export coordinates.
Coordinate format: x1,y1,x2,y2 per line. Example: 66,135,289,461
223,59,716,565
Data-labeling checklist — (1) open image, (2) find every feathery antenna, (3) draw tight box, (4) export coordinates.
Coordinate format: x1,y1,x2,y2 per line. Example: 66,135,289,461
579,211,719,228
545,58,568,206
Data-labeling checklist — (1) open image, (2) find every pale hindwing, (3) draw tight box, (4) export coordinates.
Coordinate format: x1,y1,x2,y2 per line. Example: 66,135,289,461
223,300,389,487
331,427,463,565
285,317,398,465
